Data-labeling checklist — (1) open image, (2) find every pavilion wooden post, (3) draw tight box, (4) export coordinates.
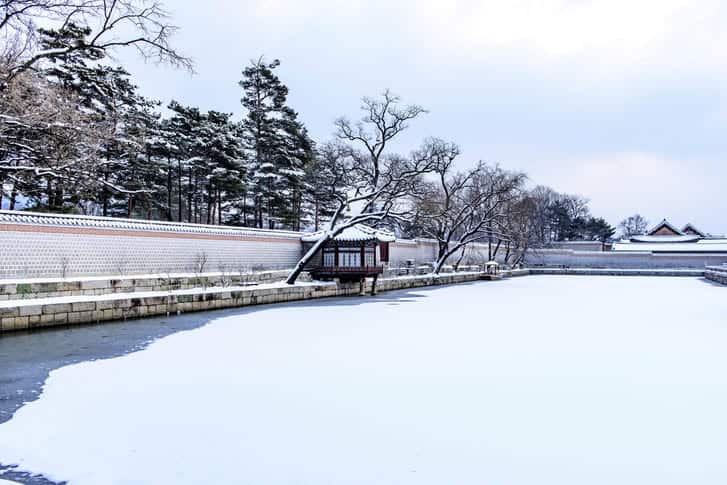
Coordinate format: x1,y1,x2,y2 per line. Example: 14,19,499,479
371,274,379,296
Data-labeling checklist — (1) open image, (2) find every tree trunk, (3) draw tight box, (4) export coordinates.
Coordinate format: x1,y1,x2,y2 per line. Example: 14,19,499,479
9,182,17,210
286,209,349,284
187,169,193,223
242,191,247,226
166,157,173,221
314,198,320,231
217,189,222,225
492,239,502,260
206,188,212,225
102,170,109,217
454,248,466,270
54,182,63,209
46,177,53,210
177,161,183,222
434,242,467,274
286,235,329,284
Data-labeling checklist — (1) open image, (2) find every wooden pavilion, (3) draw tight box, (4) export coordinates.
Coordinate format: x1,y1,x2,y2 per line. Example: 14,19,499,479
301,225,395,294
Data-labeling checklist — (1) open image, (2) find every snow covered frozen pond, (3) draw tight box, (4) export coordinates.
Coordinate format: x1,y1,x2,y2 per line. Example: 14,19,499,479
1,275,727,484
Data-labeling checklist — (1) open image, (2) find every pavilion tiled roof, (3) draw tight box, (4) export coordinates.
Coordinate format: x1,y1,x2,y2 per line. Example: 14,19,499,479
301,224,396,243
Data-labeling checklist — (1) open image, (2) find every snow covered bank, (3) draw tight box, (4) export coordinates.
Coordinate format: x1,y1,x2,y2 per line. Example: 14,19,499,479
1,276,726,484
0,271,486,332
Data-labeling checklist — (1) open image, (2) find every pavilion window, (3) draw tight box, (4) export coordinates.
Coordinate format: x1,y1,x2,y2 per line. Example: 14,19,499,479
339,248,361,267
364,247,375,266
323,249,336,267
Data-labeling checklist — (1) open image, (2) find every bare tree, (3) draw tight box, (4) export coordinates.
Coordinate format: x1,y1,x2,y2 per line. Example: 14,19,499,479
527,185,557,245
411,151,526,273
285,90,440,284
1,0,192,84
619,214,648,238
496,193,537,267
0,68,102,204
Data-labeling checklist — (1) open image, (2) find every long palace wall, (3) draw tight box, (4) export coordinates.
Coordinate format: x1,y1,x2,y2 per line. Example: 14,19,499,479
0,212,305,279
2,211,725,279
525,249,727,269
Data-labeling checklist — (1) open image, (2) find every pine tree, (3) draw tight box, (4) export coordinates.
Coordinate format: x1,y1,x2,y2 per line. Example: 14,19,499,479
198,110,246,225
41,24,163,216
239,58,312,229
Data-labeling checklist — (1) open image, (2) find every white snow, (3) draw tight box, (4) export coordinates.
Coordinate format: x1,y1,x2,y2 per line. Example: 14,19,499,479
301,224,396,242
0,270,292,286
1,276,727,484
629,234,701,243
611,238,727,252
0,280,330,309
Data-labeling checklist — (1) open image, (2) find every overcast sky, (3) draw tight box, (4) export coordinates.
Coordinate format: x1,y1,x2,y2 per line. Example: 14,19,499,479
121,0,727,234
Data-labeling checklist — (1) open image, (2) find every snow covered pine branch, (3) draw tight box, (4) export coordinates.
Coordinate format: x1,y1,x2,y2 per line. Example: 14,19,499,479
1,0,193,84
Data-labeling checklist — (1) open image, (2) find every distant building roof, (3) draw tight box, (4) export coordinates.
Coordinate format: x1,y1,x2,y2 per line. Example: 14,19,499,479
647,219,683,236
301,224,396,243
681,223,707,237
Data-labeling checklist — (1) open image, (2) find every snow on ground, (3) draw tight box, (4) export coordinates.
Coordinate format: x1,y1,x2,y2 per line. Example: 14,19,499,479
0,280,331,309
1,276,727,485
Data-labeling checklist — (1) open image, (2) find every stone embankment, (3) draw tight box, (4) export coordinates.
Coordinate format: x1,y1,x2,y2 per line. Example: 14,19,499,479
705,265,727,285
1,271,529,333
2,266,720,334
0,269,303,301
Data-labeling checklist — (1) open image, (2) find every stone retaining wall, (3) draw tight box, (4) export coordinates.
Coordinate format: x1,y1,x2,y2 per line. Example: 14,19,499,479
0,272,489,333
0,269,307,301
705,266,727,285
1,266,713,333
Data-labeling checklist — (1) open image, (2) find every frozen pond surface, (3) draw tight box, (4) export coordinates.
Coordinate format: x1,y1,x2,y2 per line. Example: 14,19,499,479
1,276,726,484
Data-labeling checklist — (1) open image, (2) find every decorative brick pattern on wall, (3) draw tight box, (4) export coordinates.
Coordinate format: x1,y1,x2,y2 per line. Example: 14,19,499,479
0,229,303,278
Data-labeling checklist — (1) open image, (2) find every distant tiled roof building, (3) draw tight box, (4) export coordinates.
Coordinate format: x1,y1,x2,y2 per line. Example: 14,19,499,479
613,218,727,253
647,219,683,237
681,223,707,237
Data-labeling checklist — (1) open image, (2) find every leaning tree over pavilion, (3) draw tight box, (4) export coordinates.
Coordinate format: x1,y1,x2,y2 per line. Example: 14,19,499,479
285,90,448,284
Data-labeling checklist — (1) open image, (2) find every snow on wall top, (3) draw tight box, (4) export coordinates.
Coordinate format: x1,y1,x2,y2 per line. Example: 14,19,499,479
0,210,303,240
630,234,701,243
612,239,727,252
301,224,396,243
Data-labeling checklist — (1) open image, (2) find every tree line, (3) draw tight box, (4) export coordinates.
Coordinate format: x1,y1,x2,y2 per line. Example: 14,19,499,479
1,35,324,229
